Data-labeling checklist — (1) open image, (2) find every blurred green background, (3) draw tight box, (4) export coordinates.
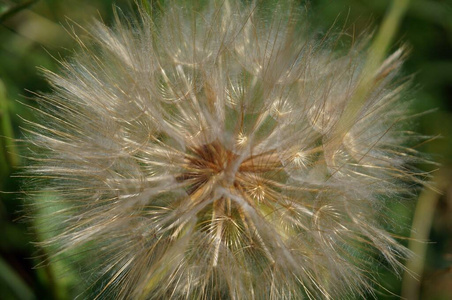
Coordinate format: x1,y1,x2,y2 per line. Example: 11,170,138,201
0,0,451,299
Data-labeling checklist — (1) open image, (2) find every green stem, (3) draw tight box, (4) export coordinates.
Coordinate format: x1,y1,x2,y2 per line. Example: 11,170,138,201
0,80,20,168
0,0,39,23
0,256,35,300
330,0,411,143
401,169,451,300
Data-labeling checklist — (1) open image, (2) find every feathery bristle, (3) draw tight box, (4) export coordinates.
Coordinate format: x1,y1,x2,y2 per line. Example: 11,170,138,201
25,1,427,299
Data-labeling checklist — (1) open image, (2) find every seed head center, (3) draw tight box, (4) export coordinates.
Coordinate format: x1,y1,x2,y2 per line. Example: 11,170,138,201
177,140,281,204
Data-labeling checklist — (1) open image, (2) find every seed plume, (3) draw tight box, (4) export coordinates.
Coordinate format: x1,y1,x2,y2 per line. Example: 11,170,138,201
25,1,427,299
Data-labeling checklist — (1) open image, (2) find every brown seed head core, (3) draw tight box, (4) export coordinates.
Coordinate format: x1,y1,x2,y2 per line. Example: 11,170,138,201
177,140,283,206
175,140,288,267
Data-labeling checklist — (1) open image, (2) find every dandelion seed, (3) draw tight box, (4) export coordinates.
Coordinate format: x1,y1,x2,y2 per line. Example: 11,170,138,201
26,0,427,299
292,151,309,169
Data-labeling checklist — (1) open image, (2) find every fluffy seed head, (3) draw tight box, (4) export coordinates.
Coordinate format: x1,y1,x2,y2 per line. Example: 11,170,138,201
26,1,424,299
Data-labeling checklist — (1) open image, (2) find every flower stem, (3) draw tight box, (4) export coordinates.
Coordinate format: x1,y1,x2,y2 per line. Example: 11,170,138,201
331,0,411,143
401,169,451,300
0,80,20,169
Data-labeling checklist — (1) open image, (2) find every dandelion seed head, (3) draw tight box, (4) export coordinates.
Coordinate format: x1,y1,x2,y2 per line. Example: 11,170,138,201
26,1,427,299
